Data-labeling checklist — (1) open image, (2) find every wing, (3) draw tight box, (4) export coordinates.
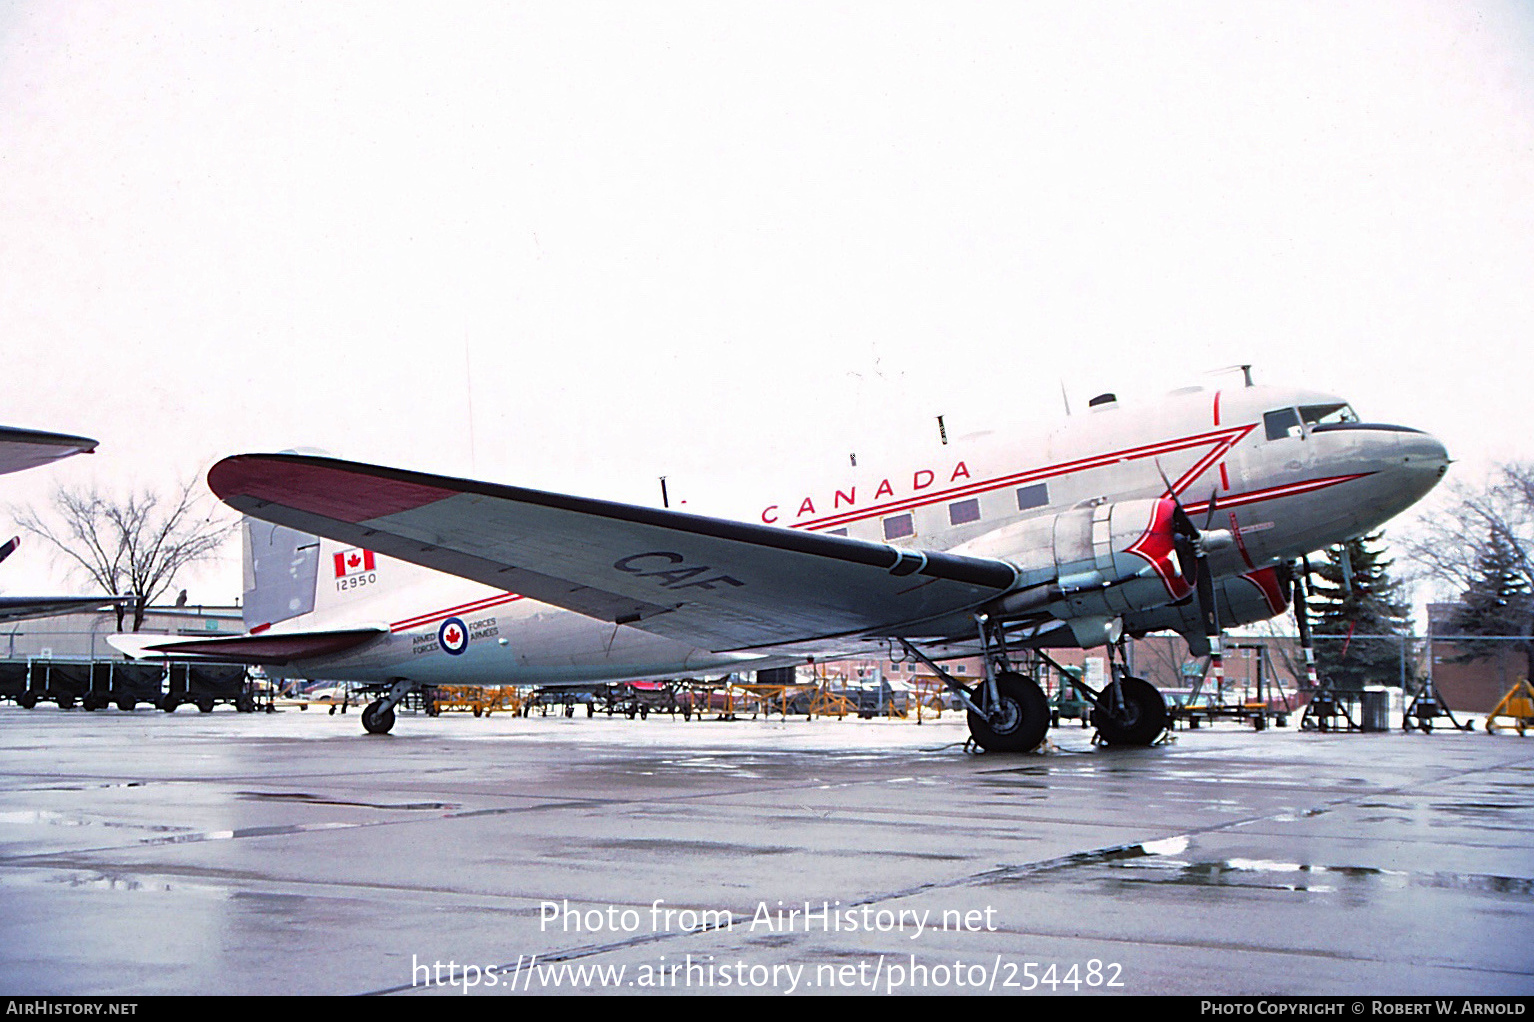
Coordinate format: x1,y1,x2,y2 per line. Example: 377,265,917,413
0,595,127,624
208,454,1020,651
0,426,97,476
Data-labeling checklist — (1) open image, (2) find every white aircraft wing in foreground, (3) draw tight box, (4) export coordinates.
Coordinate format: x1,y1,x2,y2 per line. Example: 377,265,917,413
207,453,1020,653
0,426,129,624
0,426,98,476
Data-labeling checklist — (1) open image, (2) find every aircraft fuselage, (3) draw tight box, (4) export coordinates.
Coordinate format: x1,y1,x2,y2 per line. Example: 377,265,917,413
248,383,1447,686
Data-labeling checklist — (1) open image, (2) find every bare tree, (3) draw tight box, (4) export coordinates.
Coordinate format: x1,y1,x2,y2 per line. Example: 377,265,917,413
1407,462,1534,597
1404,460,1534,681
12,477,237,630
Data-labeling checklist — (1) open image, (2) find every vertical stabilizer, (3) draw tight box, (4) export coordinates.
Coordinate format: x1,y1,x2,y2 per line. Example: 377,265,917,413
241,518,319,631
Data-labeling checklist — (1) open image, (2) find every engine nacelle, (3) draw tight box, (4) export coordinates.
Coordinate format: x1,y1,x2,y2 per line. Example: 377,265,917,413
1122,564,1293,652
954,497,1193,620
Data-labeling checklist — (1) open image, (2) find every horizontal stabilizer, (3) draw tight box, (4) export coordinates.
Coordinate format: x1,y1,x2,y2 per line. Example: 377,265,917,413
109,627,386,665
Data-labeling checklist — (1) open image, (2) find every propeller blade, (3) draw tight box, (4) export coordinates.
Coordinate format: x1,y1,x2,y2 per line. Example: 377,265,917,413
0,536,17,565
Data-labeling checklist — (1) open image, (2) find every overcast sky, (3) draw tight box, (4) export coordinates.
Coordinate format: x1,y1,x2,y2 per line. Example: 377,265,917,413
2,1,1532,605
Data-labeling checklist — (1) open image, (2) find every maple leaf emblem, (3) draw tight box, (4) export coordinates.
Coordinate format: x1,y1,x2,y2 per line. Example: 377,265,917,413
347,553,361,568
445,626,461,645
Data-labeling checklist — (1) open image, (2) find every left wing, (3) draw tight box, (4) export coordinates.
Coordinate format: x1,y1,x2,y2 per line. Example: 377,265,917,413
208,454,1020,651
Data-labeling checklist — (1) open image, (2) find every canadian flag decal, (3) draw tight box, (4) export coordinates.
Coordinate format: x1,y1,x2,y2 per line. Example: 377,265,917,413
333,548,376,578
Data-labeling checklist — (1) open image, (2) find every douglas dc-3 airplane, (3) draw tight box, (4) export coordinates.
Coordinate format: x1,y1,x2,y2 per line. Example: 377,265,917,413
118,379,1448,752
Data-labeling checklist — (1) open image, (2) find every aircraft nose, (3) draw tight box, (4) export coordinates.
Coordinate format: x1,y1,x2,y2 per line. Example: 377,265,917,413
1395,428,1450,492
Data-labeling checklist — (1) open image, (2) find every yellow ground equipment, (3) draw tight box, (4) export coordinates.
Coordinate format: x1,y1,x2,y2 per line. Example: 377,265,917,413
1485,679,1534,735
429,685,527,718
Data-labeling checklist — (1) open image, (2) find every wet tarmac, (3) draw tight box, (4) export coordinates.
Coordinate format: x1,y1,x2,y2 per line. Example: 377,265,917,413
1,704,1531,996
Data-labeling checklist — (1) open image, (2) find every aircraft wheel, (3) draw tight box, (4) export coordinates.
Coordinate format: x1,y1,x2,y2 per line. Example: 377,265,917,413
18,693,36,709
163,697,180,712
966,672,1050,753
1091,676,1169,746
117,697,135,712
196,698,214,713
362,700,395,735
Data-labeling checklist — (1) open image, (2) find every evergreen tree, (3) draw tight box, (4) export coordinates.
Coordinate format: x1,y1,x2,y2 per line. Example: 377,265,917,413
1308,531,1414,689
1445,529,1533,679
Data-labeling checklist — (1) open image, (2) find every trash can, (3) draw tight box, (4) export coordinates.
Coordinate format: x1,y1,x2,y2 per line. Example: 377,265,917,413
1360,687,1391,732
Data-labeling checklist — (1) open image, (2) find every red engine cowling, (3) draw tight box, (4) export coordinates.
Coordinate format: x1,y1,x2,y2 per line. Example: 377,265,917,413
957,496,1195,620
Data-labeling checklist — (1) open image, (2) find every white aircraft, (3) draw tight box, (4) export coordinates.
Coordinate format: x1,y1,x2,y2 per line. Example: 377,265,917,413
119,379,1448,751
0,425,131,623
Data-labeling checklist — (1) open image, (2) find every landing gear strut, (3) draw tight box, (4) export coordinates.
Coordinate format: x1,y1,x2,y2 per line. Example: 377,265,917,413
898,618,1052,754
1037,642,1169,747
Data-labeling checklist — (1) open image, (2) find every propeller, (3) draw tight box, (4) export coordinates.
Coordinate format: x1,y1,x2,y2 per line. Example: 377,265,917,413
0,536,17,566
1155,465,1232,671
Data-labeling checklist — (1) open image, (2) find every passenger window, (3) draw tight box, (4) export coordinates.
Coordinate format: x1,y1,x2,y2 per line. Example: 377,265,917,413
882,513,914,540
1016,483,1048,511
1264,408,1303,441
948,498,981,526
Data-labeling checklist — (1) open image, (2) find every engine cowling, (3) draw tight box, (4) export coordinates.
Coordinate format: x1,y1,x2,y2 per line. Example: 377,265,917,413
1122,564,1293,652
953,497,1193,620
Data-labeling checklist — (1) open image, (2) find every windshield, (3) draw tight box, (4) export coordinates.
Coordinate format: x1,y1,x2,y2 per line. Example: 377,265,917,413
1298,403,1359,428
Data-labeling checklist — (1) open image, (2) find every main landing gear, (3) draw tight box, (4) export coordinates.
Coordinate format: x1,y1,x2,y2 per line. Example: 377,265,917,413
899,621,1052,754
1089,675,1168,746
1038,643,1169,747
965,672,1051,753
900,619,1170,753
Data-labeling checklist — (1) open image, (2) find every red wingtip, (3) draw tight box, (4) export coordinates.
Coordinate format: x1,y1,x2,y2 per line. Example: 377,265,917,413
209,455,453,524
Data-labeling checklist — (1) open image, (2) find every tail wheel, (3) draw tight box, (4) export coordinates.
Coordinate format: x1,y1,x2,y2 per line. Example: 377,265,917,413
1091,676,1169,746
966,672,1050,753
362,700,395,735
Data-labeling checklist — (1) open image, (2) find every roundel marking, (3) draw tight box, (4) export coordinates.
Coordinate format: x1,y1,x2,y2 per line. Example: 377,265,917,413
438,616,469,655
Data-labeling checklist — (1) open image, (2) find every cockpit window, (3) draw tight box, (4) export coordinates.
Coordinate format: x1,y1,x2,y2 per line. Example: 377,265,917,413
1264,408,1303,441
1299,403,1359,428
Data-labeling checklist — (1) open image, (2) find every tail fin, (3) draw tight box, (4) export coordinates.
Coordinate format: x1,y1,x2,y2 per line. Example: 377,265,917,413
241,517,320,632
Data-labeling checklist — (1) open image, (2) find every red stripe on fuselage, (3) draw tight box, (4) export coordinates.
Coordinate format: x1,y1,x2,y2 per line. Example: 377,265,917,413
791,424,1258,532
390,592,524,633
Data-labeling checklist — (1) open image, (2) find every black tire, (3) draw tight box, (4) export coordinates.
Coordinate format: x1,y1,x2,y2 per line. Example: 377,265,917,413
56,694,76,710
197,698,214,713
117,698,135,712
1091,676,1169,746
18,693,36,709
163,697,180,713
966,672,1050,753
362,700,395,735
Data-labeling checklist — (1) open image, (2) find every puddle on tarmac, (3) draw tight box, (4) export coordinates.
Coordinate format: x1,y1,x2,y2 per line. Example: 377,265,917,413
985,834,1534,899
237,791,460,811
